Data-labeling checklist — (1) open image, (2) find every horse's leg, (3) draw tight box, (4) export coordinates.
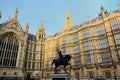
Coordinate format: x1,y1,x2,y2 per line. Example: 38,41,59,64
68,63,72,73
64,65,67,73
55,65,58,74
55,66,57,73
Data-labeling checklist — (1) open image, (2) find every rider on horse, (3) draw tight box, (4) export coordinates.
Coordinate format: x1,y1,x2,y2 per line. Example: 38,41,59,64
57,48,63,59
52,47,72,73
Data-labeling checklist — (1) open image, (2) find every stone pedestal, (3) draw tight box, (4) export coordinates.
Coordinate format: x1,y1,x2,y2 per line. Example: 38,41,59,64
51,73,72,80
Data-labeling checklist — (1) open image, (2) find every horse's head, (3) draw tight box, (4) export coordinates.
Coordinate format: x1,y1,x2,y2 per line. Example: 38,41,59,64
65,55,71,62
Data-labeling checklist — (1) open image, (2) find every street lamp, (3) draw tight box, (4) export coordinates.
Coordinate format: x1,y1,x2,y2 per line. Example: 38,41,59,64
0,11,1,19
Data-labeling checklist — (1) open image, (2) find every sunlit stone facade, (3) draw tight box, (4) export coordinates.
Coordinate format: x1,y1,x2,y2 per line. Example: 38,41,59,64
0,4,120,80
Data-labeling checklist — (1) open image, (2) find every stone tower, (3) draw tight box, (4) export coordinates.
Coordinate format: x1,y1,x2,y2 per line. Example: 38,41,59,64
36,21,45,79
36,21,45,41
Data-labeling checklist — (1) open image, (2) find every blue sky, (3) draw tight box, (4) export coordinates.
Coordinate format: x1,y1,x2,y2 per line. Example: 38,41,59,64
0,0,120,36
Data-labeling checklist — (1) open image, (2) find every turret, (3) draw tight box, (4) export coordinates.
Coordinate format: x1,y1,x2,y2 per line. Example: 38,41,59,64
62,9,74,31
99,5,108,17
36,21,45,41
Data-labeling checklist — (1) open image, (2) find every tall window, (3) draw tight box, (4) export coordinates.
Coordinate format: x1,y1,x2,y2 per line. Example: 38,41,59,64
96,25,104,36
74,57,80,66
82,28,89,38
62,36,67,44
28,62,31,69
0,33,19,67
73,33,78,42
30,43,33,50
101,52,110,63
32,62,35,69
105,71,111,79
34,44,36,51
62,47,68,54
74,45,79,53
75,73,79,79
33,54,35,60
114,33,120,44
85,54,94,64
111,19,119,30
29,53,32,59
28,43,32,50
98,38,107,48
88,71,94,79
36,62,40,69
84,41,91,51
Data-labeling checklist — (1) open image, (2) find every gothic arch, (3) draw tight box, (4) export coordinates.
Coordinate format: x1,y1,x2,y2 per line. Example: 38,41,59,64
0,32,21,67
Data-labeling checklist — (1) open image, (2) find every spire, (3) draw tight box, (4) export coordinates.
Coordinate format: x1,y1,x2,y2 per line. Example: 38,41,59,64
101,5,104,11
14,7,18,19
38,20,44,32
62,9,74,31
99,5,108,17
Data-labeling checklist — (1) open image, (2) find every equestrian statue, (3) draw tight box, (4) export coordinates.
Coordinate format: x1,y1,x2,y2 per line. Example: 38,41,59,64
52,48,72,73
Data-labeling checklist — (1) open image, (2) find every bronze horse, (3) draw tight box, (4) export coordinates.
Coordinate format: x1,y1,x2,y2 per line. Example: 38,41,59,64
52,55,72,73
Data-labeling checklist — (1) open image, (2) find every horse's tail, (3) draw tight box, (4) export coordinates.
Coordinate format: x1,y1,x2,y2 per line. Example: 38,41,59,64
52,59,55,66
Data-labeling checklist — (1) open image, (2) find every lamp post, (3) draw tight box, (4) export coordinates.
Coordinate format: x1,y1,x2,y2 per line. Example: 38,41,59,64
0,11,1,19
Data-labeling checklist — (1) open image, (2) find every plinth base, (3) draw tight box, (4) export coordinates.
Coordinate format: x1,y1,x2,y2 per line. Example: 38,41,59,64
51,73,72,80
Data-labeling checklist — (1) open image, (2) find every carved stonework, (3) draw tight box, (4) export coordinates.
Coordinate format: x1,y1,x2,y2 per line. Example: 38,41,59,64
0,19,25,37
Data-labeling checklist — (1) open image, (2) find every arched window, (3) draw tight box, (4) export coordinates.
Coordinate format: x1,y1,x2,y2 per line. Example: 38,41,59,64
0,33,19,67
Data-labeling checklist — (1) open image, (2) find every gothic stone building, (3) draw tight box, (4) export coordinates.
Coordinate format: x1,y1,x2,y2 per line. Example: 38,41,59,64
0,4,120,80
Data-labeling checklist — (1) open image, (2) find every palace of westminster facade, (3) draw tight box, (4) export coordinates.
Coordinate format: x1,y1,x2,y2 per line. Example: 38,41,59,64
0,4,120,80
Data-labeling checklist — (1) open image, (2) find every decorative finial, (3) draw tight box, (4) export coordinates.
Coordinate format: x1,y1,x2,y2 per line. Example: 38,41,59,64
101,5,104,11
39,20,44,30
14,7,18,19
63,8,74,31
25,23,29,32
